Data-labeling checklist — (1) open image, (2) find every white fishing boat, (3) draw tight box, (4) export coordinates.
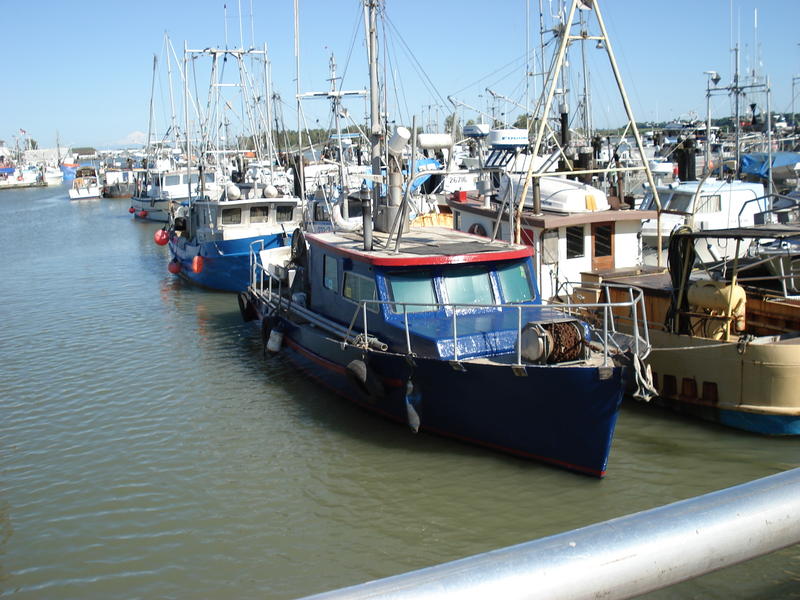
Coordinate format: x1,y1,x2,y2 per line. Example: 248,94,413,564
68,166,102,200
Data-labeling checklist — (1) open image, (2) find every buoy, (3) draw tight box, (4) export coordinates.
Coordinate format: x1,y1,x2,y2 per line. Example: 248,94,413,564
191,255,204,273
168,260,181,274
128,206,136,214
153,229,169,246
138,210,148,218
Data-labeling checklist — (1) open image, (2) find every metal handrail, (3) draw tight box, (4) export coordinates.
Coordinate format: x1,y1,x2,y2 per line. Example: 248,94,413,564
248,257,651,364
294,468,800,600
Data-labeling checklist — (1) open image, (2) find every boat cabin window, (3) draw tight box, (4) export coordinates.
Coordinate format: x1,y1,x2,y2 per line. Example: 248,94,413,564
189,173,200,185
695,194,722,214
343,273,378,313
276,206,294,223
203,172,215,183
566,226,585,259
313,203,329,222
497,262,534,302
221,207,242,225
664,192,693,213
323,255,338,291
387,272,437,313
164,174,181,186
250,206,269,223
542,230,559,264
443,266,494,306
594,224,612,257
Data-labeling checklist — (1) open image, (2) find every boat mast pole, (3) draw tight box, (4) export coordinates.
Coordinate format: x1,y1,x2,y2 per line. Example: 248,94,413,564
146,53,158,180
184,41,192,204
516,0,576,241
264,43,275,184
165,33,179,151
294,0,305,202
364,0,380,251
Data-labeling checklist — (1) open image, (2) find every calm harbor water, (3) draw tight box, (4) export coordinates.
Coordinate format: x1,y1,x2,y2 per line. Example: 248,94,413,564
1,185,800,599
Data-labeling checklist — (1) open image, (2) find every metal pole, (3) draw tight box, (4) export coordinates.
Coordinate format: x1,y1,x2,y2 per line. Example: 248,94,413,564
766,77,773,199
704,74,711,174
297,468,800,600
365,0,380,251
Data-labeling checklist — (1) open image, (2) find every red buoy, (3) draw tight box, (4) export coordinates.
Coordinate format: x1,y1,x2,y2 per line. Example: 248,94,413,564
128,206,136,214
192,255,204,273
168,260,181,274
154,229,169,246
138,210,148,218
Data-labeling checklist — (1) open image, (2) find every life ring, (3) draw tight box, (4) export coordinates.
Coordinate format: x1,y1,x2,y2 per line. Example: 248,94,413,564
346,359,385,401
290,228,307,264
468,222,488,237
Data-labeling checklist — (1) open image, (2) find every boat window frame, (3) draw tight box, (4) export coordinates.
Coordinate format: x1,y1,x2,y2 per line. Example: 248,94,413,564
323,254,339,292
441,263,496,308
250,205,270,223
566,225,585,259
385,270,439,314
495,261,535,303
275,205,295,223
343,271,379,313
221,207,242,225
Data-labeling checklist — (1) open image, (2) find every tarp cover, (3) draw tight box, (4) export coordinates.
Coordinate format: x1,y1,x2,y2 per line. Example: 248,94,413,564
740,152,800,178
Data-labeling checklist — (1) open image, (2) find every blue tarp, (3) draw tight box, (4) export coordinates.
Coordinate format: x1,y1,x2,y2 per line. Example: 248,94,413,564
740,152,800,178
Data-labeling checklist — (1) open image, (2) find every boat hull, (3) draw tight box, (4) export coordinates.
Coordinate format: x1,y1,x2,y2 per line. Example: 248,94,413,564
68,187,102,200
170,233,289,292
130,196,170,222
646,329,800,435
251,305,624,477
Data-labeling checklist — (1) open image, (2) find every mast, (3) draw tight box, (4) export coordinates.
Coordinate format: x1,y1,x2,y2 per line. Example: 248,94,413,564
364,0,380,251
184,41,192,203
293,0,305,201
264,43,275,183
164,33,179,151
516,0,663,264
146,53,158,177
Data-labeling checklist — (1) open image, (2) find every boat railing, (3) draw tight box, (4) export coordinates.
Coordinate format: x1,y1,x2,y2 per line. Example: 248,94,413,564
341,281,650,366
247,243,651,364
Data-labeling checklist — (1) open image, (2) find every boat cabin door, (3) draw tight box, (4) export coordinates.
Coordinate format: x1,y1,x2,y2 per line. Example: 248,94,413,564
591,222,614,271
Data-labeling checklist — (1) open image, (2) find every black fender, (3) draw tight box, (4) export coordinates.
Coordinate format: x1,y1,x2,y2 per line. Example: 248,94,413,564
346,359,385,401
290,228,307,265
237,293,258,322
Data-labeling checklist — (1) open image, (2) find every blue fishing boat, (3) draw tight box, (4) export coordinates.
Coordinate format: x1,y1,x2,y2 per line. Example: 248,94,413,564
165,183,302,292
160,40,303,292
240,224,651,476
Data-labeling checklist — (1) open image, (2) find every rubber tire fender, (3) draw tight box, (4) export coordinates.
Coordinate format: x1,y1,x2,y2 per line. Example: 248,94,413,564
238,292,258,322
290,228,307,264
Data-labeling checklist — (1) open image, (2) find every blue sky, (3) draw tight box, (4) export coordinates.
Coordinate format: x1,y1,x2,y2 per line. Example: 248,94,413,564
3,0,798,150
